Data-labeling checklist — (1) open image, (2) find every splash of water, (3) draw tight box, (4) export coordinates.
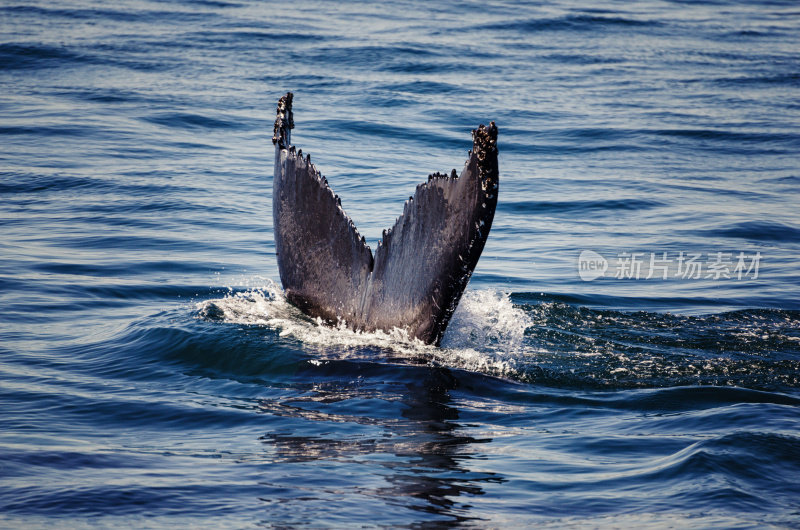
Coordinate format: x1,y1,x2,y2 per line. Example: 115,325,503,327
196,281,532,378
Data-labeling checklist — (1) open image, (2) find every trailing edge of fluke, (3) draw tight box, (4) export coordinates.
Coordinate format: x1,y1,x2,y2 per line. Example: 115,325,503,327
272,93,498,346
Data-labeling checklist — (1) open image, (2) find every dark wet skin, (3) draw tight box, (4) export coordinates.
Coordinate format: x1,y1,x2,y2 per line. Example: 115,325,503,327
272,93,498,345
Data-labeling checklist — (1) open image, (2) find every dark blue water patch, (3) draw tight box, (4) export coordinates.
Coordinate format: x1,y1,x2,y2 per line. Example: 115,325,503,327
186,0,243,7
0,43,94,71
26,208,265,233
55,87,145,104
142,112,247,131
516,291,800,314
500,198,663,217
0,173,93,194
2,201,200,221
126,323,304,385
0,449,156,474
90,35,213,55
0,482,258,517
538,53,626,65
0,172,208,200
195,30,325,45
521,358,800,392
663,182,775,202
699,220,800,243
759,174,800,184
665,0,728,5
653,128,800,146
0,124,102,137
1,4,216,24
378,80,467,95
28,260,215,278
603,386,800,413
476,14,664,34
512,293,800,334
6,273,221,312
568,13,665,28
719,30,772,38
85,284,232,303
0,40,175,73
685,48,790,66
70,44,182,72
721,73,800,87
1,299,134,323
669,0,796,6
155,0,243,8
33,319,281,382
1,384,261,432
3,213,171,232
516,293,800,350
679,71,800,89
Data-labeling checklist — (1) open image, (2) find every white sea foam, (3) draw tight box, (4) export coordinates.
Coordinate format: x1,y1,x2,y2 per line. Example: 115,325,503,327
196,280,533,378
437,289,533,376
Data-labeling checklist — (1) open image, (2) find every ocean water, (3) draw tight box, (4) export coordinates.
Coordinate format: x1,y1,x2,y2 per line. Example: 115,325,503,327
2,0,800,527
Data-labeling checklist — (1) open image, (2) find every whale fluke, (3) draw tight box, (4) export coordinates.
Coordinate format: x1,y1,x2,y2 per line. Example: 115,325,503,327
272,93,498,345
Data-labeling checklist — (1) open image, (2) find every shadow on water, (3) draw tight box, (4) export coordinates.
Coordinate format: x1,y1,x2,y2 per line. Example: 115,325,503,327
256,366,502,526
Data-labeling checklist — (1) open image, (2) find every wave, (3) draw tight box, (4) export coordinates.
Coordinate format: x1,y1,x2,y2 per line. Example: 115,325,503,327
476,14,663,33
703,220,800,243
192,282,800,391
142,112,246,131
501,198,663,216
196,282,529,379
0,43,95,71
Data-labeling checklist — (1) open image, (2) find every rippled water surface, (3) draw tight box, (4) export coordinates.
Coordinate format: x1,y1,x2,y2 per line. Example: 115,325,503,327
2,0,800,527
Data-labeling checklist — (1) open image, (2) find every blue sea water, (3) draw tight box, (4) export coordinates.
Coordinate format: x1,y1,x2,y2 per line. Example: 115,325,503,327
2,0,800,526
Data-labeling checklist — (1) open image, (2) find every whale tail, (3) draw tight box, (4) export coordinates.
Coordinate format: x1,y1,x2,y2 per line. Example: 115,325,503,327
272,93,498,346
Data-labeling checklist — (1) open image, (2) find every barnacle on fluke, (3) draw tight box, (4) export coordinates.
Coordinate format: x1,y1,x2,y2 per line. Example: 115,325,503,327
271,92,293,148
272,93,498,345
